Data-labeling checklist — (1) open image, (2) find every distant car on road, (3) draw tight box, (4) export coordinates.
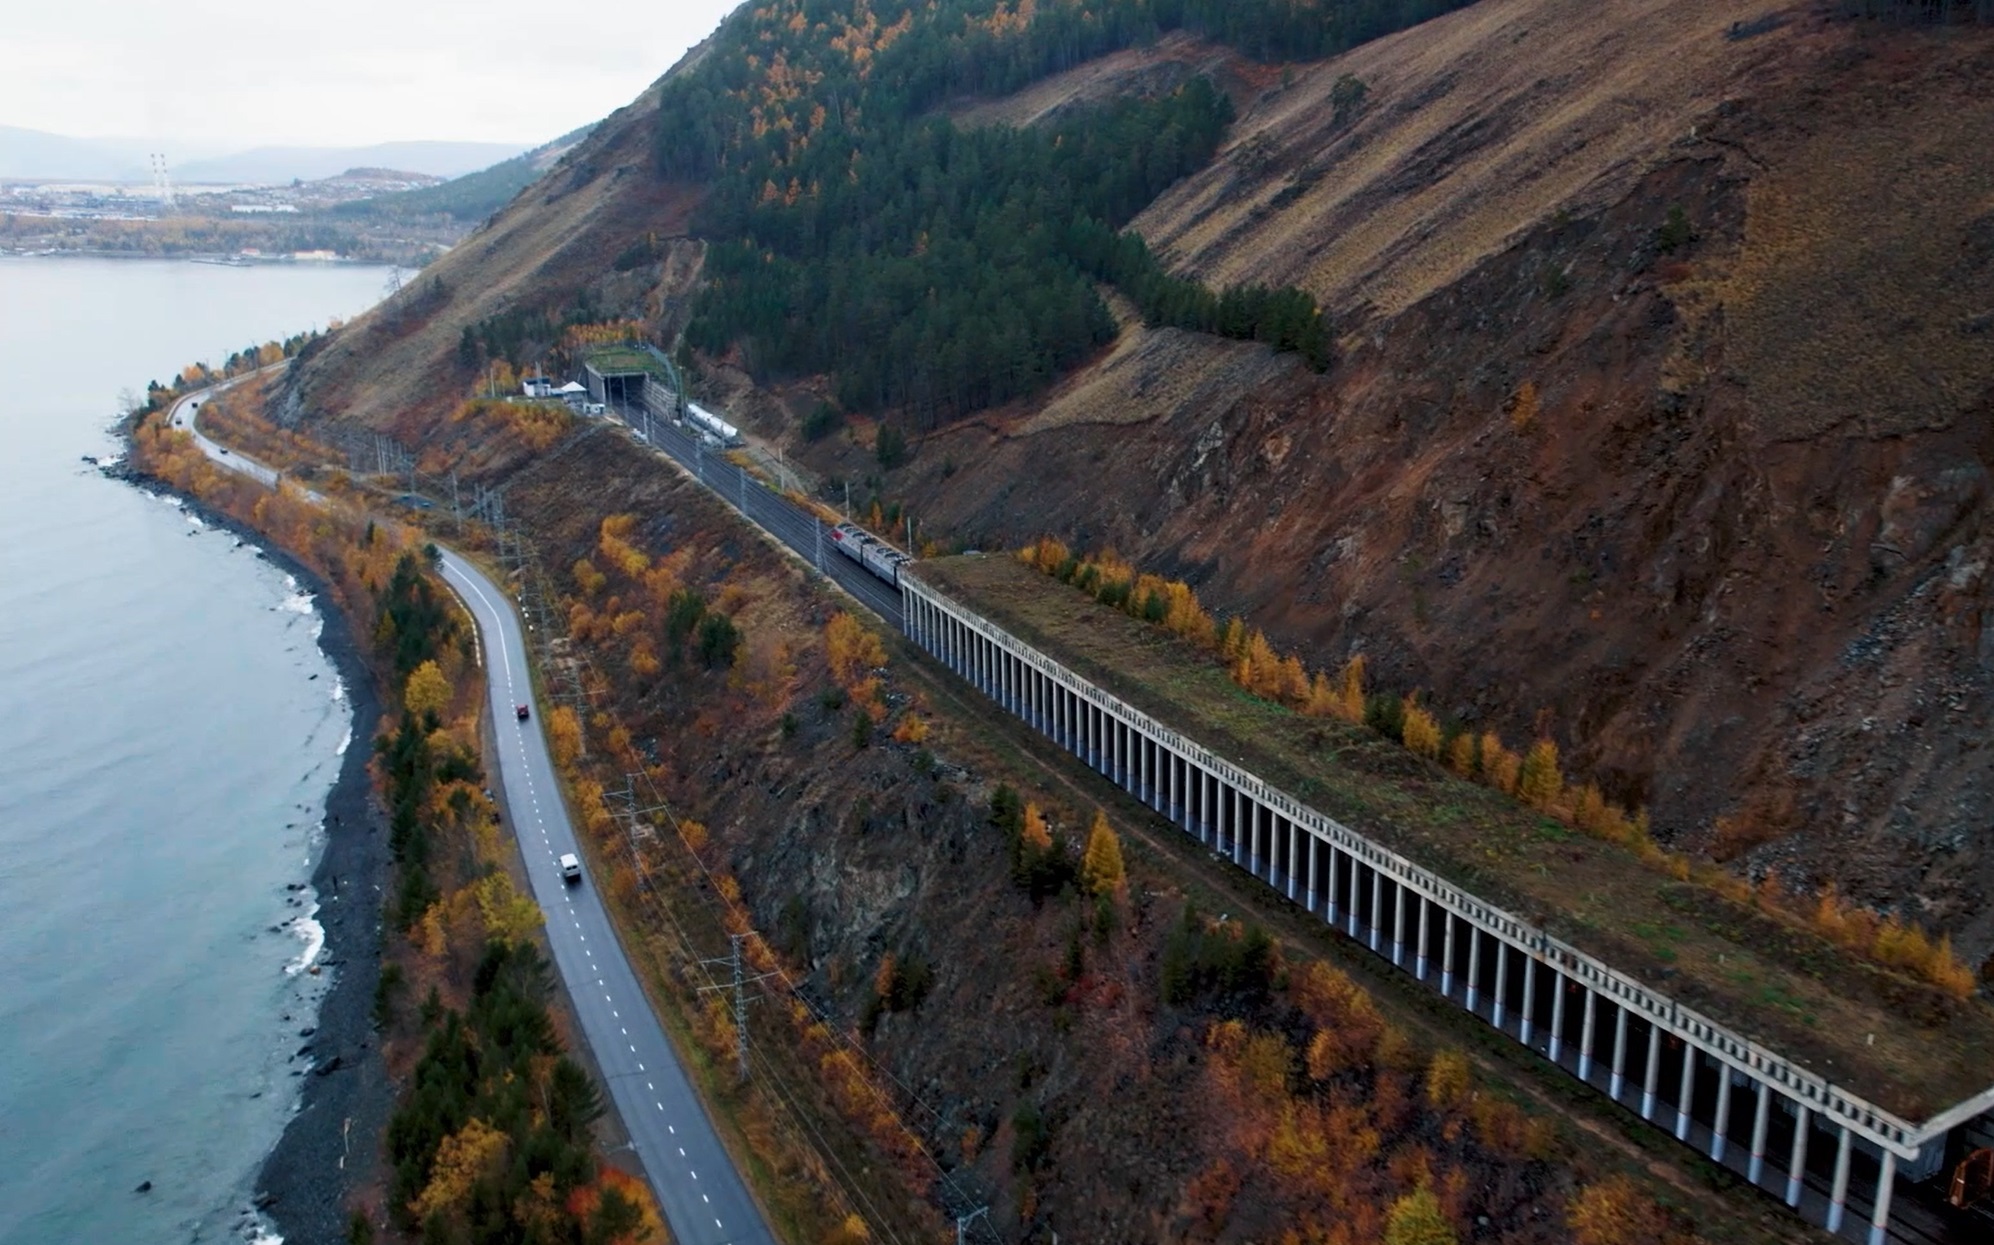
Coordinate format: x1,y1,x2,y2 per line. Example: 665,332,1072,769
559,853,582,883
515,703,530,721
218,447,229,455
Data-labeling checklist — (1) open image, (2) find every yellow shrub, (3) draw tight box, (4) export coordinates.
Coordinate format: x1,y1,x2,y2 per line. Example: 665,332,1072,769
1401,697,1442,759
1517,739,1563,809
1446,732,1476,777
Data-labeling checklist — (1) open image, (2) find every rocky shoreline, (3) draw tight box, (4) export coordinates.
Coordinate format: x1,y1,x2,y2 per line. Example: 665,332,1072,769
113,461,393,1244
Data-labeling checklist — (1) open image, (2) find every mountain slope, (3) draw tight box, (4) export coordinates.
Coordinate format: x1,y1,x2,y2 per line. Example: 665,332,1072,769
286,0,1994,967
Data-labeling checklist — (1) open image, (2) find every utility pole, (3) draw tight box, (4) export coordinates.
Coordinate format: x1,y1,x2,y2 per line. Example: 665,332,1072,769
955,1206,989,1245
698,933,777,1084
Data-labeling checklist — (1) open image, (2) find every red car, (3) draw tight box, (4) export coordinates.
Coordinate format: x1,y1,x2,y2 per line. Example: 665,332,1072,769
515,704,530,721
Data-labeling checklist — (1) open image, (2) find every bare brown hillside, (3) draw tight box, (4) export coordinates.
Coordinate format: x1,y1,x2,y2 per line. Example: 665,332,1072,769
286,0,1994,969
879,8,1994,957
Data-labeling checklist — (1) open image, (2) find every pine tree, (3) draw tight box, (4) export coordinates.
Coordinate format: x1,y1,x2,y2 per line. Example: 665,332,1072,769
1384,1186,1458,1245
1401,695,1442,759
1080,810,1126,900
1517,739,1563,810
1446,732,1476,777
1338,655,1367,722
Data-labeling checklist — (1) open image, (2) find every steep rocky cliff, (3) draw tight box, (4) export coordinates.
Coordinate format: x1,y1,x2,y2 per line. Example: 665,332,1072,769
285,0,1994,968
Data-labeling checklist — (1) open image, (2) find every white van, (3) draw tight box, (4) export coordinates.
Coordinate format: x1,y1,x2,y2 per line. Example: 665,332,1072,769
558,853,582,883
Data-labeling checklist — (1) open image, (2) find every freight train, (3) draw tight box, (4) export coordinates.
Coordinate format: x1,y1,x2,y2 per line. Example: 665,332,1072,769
684,401,745,447
829,522,911,586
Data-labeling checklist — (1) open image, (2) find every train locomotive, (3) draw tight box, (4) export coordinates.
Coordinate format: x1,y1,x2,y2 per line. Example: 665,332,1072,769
829,522,911,586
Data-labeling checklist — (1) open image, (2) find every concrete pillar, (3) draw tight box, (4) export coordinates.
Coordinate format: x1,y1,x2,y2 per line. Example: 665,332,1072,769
1710,1068,1733,1163
1578,988,1596,1080
1466,928,1482,1012
1868,1148,1897,1245
1392,879,1408,967
1346,857,1361,939
1548,970,1565,1062
1327,849,1342,928
1306,835,1318,914
1519,955,1536,1044
1642,1023,1661,1121
1416,897,1430,981
1748,1077,1771,1186
1492,941,1508,1029
1441,912,1456,995
1285,819,1299,900
1827,1125,1852,1234
1369,867,1384,953
1232,788,1246,870
1609,1005,1629,1100
1786,1106,1809,1208
1676,1045,1695,1141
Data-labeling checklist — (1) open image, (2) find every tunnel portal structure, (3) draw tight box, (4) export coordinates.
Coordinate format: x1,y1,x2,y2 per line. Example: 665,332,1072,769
900,566,1994,1244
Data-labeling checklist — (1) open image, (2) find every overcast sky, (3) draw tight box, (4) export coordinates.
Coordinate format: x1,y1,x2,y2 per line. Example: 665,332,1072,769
2,0,743,150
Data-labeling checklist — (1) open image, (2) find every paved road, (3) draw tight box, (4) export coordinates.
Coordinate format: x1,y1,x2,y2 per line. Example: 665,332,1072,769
169,372,281,488
615,405,907,628
439,551,770,1245
170,385,773,1245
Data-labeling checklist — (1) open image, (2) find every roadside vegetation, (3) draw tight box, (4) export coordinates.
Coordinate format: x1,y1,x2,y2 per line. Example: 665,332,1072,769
369,552,662,1245
127,389,659,1245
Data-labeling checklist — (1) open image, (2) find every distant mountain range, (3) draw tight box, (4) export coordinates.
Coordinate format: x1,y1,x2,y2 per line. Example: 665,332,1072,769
332,124,595,223
0,127,529,184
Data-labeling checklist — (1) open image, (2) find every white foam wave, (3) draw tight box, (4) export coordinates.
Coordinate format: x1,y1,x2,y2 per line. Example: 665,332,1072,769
276,591,315,616
329,676,346,704
334,725,352,757
283,900,324,977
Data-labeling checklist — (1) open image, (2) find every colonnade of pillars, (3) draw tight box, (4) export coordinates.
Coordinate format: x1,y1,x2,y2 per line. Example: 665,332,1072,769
903,590,1909,1244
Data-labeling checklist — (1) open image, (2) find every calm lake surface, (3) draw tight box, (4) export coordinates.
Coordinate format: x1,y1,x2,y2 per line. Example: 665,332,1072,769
0,256,388,1244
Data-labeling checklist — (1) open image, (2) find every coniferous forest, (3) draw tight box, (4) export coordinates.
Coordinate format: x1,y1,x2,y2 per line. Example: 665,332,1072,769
657,0,1482,428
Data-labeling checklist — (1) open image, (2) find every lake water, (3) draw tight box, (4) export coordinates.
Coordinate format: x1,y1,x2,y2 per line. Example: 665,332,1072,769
0,257,389,1244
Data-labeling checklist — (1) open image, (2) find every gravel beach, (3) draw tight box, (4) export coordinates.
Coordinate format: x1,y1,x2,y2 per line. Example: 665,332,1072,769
116,462,394,1244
